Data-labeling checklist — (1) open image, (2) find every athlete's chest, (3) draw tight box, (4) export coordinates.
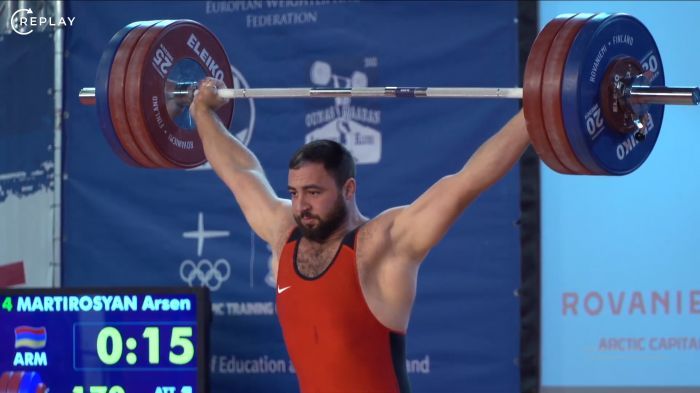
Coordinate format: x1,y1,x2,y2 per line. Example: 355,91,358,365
296,240,342,278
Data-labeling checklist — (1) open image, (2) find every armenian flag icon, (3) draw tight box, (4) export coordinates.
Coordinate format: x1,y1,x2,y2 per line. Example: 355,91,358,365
14,326,47,349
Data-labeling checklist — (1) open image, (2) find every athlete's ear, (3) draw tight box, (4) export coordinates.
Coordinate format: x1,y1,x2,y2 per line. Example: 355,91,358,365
342,178,356,200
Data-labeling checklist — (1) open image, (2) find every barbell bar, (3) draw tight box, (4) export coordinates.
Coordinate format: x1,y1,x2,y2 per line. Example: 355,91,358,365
79,85,699,103
78,14,700,174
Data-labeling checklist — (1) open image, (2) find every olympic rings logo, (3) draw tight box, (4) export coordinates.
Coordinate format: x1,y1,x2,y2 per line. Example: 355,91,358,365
179,259,231,291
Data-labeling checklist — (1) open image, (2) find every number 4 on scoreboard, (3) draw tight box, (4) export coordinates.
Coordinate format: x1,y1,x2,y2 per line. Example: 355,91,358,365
1,297,12,312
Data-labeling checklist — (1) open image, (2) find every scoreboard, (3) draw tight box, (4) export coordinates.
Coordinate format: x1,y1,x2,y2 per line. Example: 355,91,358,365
0,288,210,393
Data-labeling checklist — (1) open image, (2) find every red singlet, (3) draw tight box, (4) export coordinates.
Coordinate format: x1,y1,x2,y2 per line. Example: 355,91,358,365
276,227,411,393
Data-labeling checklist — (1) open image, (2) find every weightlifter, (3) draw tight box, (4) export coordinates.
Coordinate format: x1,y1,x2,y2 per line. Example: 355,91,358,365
190,77,529,393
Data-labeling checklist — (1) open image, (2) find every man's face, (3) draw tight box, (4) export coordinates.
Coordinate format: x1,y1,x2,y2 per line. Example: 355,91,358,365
288,162,348,242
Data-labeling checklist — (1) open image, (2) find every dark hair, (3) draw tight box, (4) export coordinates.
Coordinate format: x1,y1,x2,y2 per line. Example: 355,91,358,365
289,140,356,187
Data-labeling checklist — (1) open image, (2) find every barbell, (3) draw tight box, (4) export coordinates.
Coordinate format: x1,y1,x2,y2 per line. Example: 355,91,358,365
79,14,700,174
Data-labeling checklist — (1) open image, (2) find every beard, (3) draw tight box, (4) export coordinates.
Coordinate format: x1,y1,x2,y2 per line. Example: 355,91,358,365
294,195,348,243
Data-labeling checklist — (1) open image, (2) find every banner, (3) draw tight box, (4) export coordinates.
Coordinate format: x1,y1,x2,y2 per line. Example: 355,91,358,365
63,2,521,391
0,31,56,288
539,2,700,391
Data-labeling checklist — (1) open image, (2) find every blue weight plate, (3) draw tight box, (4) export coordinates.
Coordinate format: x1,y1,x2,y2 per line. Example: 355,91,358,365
95,21,149,166
562,13,665,175
18,371,42,393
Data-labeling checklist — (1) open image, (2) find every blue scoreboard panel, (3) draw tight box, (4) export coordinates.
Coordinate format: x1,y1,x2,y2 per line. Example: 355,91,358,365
0,287,210,393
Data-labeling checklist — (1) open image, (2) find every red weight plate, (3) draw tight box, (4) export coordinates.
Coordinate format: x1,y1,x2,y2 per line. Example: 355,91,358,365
120,22,179,168
5,371,23,393
541,13,597,174
523,13,577,174
125,19,235,168
0,372,10,393
108,20,163,168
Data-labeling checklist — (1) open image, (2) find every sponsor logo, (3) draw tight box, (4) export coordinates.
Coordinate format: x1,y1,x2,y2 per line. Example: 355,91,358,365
304,59,382,164
276,285,291,294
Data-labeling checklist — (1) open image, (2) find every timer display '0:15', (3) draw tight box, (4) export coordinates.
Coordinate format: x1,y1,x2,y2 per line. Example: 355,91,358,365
94,326,194,366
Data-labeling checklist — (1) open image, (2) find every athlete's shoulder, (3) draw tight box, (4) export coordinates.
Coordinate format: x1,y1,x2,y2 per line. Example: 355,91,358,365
357,206,406,254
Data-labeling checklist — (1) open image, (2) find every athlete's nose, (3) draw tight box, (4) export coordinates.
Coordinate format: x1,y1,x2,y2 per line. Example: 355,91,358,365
297,194,312,211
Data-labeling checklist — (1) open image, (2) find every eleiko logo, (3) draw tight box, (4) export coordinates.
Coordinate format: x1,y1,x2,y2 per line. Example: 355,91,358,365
11,8,75,36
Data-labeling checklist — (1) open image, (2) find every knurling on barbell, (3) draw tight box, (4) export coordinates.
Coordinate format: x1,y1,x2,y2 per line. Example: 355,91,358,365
79,14,700,174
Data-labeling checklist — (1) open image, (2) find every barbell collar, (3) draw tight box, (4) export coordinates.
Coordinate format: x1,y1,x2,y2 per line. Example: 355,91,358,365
79,87,96,105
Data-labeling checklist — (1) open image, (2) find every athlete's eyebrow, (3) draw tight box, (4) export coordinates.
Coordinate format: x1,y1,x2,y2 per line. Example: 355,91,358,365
288,184,325,191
